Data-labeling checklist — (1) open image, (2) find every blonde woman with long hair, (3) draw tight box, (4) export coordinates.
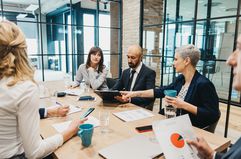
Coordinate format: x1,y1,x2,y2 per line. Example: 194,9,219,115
0,21,86,159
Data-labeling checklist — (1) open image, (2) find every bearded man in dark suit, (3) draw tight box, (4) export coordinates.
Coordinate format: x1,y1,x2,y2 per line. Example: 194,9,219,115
112,45,156,110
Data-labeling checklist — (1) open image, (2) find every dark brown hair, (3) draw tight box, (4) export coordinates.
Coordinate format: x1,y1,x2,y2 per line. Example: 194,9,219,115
86,46,105,73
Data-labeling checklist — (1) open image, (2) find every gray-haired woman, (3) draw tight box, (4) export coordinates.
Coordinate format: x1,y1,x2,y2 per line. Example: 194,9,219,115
121,44,220,129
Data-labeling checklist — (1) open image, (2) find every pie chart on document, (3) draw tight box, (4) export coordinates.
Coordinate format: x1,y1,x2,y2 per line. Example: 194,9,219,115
170,133,185,148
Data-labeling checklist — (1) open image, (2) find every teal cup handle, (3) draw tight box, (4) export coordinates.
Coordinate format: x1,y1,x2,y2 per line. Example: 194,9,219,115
77,129,83,137
164,90,177,97
77,124,94,147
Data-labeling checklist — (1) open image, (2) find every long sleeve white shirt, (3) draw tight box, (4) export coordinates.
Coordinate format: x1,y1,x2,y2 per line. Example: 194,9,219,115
73,64,109,90
0,77,63,159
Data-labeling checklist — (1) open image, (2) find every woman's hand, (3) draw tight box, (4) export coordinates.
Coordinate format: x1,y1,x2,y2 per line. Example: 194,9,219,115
57,106,70,117
165,96,198,115
62,118,88,142
88,67,95,72
164,96,186,109
47,106,70,117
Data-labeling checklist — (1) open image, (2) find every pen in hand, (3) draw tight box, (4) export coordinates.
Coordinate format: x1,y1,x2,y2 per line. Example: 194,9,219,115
56,101,63,106
54,102,70,117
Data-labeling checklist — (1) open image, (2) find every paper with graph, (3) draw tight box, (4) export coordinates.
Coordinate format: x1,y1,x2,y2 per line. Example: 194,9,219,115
152,115,199,159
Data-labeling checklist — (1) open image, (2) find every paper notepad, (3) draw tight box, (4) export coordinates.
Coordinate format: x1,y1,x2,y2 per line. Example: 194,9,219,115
64,89,84,96
46,105,82,115
113,109,154,122
52,116,100,133
152,115,199,159
98,135,162,159
67,105,82,115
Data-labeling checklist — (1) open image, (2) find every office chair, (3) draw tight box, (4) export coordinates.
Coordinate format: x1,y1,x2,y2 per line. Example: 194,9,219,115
202,120,219,133
106,77,118,89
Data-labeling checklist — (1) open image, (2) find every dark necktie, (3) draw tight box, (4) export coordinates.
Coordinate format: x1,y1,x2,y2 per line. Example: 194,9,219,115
127,70,136,91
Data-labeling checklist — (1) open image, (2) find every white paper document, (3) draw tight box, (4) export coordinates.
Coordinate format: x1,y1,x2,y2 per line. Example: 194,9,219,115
68,105,82,115
46,105,82,115
64,89,84,96
113,109,154,122
152,115,199,159
52,116,100,133
98,135,162,159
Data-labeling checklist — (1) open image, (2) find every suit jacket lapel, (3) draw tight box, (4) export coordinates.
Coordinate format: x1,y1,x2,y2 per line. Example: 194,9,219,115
124,68,131,90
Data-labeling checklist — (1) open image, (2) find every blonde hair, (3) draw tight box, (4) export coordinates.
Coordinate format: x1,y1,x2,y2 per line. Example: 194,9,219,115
0,20,35,86
175,44,200,67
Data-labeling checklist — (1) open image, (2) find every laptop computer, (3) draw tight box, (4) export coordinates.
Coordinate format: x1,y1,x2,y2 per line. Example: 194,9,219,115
98,135,162,159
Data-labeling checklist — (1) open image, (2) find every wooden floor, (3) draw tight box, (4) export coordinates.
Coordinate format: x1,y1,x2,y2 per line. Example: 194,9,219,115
215,103,241,143
153,100,241,143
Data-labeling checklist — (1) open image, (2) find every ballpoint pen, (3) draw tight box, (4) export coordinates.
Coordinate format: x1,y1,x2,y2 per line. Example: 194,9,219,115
56,101,63,106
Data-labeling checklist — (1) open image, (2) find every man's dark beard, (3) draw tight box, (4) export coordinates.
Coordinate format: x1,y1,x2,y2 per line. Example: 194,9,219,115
128,62,137,68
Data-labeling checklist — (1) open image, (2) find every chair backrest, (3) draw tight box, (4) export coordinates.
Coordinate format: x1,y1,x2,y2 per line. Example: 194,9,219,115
144,99,155,111
202,120,219,133
106,78,118,89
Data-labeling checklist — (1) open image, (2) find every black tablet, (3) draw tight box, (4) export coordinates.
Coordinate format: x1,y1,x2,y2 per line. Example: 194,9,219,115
94,90,120,102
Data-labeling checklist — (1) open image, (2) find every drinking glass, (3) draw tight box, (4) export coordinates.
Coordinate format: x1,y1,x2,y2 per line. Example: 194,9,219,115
99,110,110,133
165,105,176,118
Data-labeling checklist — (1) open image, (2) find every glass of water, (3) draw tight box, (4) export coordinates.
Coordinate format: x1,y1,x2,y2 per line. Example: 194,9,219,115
50,90,58,105
99,110,110,134
64,73,72,88
165,105,176,118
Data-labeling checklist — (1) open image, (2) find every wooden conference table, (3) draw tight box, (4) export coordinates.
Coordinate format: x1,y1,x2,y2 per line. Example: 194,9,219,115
39,81,230,159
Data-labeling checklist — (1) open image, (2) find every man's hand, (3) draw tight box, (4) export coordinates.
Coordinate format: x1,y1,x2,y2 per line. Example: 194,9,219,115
120,91,137,101
187,137,215,159
114,95,129,103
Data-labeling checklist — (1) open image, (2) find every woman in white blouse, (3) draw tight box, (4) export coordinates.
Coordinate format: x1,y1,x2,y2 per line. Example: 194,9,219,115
71,47,108,90
0,21,86,159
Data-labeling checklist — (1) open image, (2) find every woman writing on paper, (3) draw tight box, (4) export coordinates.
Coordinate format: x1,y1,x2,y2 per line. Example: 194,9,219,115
71,47,108,90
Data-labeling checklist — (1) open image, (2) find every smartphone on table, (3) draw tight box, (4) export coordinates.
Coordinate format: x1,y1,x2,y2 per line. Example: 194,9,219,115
78,96,95,101
135,125,153,133
80,108,95,118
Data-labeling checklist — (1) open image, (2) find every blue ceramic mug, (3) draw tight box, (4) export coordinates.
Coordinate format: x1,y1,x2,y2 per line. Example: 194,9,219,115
77,124,94,147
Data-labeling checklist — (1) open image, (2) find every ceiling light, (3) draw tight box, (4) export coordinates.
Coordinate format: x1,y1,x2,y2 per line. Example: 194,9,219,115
25,4,39,12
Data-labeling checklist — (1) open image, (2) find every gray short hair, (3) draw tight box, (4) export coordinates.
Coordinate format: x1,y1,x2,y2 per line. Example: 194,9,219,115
175,44,200,67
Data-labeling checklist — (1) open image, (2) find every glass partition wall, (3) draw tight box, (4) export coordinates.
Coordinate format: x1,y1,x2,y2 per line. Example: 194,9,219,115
141,0,241,140
0,0,122,81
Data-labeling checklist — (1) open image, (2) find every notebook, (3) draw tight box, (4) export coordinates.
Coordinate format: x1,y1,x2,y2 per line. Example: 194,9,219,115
98,135,162,159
